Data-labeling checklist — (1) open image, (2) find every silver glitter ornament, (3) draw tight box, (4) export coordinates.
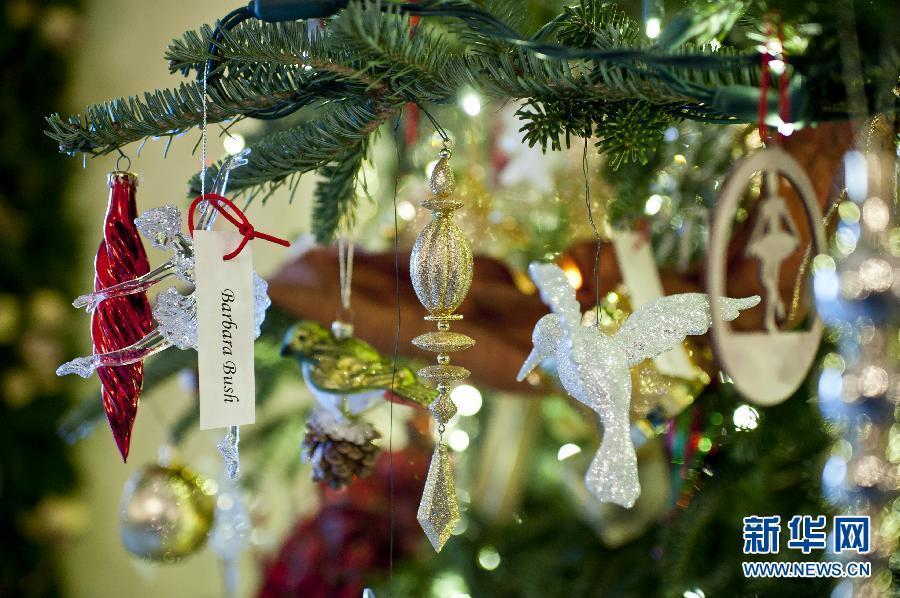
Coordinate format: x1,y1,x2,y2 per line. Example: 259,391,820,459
56,150,270,381
518,262,759,507
417,443,460,552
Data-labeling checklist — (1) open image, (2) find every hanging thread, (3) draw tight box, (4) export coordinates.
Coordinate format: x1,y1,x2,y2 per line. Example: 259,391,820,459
387,115,405,583
582,138,602,324
337,236,355,312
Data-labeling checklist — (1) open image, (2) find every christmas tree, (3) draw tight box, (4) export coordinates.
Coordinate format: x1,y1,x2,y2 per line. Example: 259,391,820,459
8,0,899,596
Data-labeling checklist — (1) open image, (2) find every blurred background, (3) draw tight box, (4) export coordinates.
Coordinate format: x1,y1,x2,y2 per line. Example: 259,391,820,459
4,0,314,595
1,1,897,597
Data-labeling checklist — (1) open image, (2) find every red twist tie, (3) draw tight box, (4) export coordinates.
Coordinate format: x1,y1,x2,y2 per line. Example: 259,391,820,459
758,18,791,144
187,193,291,260
777,26,790,139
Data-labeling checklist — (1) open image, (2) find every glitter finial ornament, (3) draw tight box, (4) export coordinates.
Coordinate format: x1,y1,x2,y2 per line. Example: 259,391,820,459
410,148,472,551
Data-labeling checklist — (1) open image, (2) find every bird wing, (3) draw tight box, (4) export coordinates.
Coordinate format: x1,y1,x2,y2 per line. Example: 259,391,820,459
309,356,434,409
307,355,372,393
529,262,583,348
614,294,760,368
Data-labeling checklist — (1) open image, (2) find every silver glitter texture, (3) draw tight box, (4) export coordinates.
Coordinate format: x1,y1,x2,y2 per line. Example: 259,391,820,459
417,443,460,552
518,262,759,507
217,427,241,480
136,205,181,250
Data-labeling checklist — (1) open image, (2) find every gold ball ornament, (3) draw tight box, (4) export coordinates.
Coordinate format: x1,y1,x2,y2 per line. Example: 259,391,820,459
119,463,216,562
410,152,473,317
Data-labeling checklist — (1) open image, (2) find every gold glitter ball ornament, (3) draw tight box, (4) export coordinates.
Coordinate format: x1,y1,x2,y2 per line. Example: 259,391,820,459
410,153,473,317
118,463,216,562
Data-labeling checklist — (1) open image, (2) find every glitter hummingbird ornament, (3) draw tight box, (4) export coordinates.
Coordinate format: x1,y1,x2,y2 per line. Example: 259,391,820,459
518,262,759,507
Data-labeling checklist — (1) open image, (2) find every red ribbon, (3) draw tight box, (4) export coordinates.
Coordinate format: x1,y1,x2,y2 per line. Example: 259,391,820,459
758,18,791,144
188,193,290,260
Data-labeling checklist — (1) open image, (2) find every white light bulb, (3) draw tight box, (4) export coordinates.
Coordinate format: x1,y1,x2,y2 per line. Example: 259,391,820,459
448,429,470,452
557,443,581,461
223,134,245,155
451,384,483,416
397,200,416,222
732,404,759,431
644,194,663,216
461,93,481,116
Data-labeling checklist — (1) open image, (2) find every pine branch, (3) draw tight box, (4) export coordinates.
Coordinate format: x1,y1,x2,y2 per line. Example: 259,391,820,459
312,141,367,243
595,100,671,169
554,1,642,49
167,22,380,91
328,0,468,103
188,99,393,196
516,98,595,152
45,71,341,156
167,1,469,105
47,0,884,236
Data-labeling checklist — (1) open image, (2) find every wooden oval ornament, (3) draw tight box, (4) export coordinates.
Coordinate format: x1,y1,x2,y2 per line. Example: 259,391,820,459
708,147,826,406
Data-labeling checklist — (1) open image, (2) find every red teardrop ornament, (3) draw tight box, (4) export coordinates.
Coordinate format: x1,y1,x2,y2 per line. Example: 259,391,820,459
91,172,153,461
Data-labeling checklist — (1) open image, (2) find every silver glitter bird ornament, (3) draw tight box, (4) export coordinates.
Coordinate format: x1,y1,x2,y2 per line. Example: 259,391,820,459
518,262,759,507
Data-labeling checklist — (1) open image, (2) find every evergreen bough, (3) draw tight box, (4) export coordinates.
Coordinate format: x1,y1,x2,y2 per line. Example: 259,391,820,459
45,0,896,242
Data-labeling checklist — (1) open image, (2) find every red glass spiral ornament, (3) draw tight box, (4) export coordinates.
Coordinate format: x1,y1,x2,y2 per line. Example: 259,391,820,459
92,172,153,461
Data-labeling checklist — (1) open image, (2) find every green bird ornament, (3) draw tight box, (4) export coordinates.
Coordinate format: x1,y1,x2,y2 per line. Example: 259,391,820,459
281,320,436,418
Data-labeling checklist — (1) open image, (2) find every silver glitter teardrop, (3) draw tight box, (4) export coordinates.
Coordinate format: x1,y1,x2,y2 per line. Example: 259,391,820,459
417,443,460,552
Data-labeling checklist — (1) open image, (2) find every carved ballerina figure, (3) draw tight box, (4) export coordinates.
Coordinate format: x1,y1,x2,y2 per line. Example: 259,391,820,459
745,171,800,332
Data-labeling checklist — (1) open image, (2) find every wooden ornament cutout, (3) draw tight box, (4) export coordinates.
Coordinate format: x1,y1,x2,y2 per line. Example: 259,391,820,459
708,147,826,406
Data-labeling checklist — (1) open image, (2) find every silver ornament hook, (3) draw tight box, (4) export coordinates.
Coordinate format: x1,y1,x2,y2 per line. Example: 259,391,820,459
116,149,131,172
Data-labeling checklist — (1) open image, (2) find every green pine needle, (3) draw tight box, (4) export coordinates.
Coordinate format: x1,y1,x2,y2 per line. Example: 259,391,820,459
595,101,671,170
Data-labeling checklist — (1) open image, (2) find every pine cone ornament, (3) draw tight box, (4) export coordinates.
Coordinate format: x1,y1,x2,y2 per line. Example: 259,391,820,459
301,409,381,490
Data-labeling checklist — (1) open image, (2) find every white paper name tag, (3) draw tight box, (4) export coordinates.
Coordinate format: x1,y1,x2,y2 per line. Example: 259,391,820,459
195,230,256,429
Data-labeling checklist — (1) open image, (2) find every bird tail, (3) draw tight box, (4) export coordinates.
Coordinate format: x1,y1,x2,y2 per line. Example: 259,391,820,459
584,416,640,508
386,380,438,409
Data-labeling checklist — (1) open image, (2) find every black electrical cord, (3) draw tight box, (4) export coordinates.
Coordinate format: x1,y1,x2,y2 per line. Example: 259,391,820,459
198,0,760,121
195,2,307,120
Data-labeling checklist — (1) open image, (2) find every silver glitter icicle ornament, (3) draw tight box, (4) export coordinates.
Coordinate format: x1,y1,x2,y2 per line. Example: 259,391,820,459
410,148,473,552
518,263,759,507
